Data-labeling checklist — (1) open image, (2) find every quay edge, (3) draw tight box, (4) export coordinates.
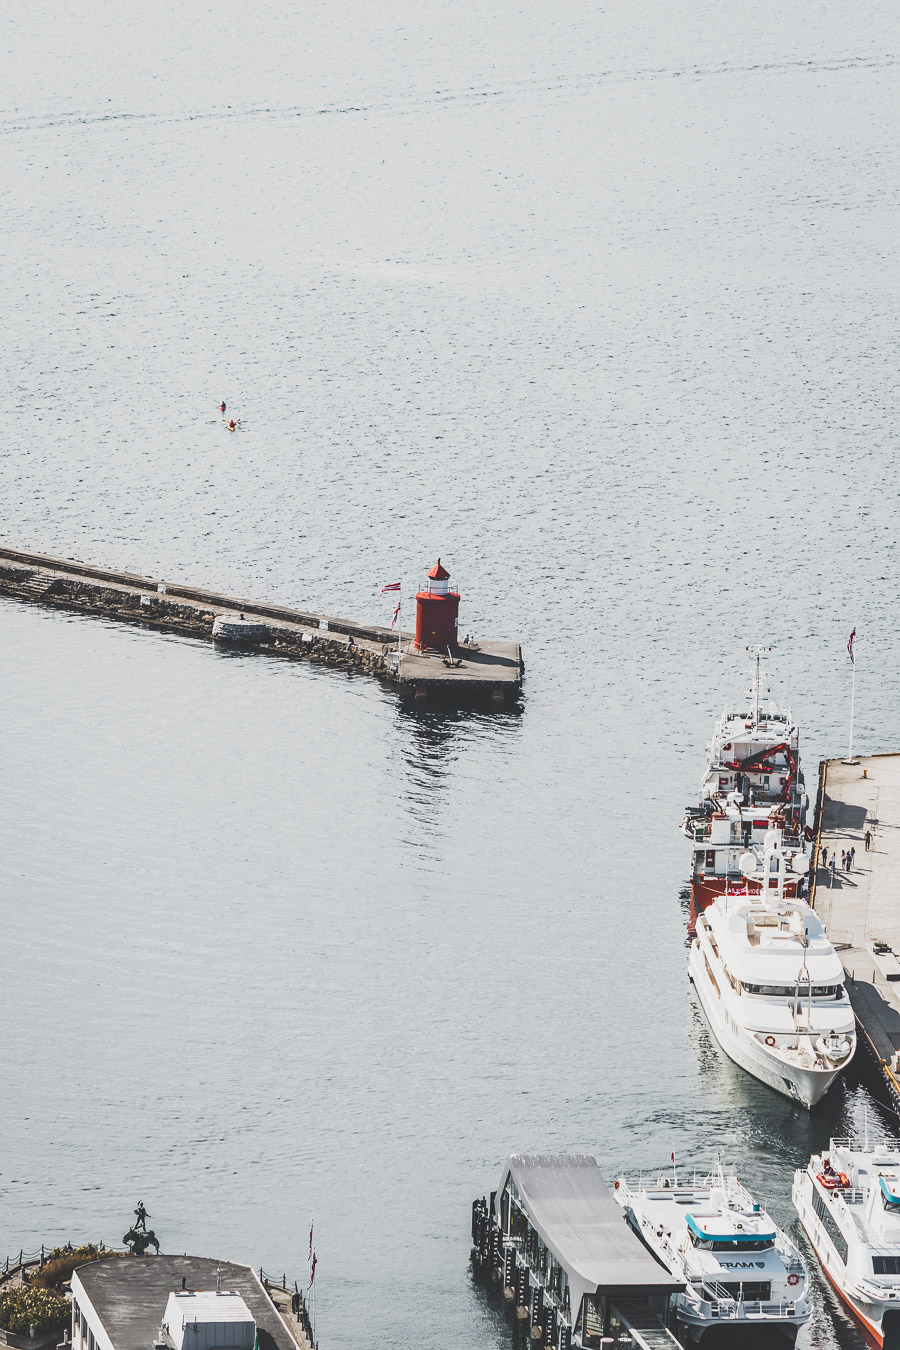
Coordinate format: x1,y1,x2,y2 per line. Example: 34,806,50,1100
0,545,523,708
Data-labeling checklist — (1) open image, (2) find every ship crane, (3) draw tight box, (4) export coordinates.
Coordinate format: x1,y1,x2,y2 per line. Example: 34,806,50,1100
723,741,798,803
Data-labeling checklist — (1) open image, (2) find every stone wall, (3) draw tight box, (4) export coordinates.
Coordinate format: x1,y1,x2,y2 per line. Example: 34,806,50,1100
0,572,396,682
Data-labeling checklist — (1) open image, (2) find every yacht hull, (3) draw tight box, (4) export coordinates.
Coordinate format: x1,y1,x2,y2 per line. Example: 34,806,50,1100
688,940,841,1107
681,1313,802,1343
691,875,801,912
792,1170,898,1348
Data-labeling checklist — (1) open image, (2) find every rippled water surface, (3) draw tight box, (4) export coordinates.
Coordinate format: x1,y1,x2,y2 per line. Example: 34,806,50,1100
3,1,900,1346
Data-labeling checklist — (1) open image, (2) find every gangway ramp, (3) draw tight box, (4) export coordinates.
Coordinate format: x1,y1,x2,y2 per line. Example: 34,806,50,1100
612,1299,683,1349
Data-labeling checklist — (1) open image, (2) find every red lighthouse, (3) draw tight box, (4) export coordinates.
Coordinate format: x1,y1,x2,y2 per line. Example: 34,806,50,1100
415,558,460,654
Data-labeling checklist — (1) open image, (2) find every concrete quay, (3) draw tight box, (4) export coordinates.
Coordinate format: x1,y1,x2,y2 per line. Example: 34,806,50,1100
0,545,523,706
812,754,900,1109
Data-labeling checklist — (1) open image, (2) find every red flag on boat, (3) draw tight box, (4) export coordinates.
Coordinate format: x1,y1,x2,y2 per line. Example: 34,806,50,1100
308,1221,313,1262
848,628,856,664
308,1253,317,1289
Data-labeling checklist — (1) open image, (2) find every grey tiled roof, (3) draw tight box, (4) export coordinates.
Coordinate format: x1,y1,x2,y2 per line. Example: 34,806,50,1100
74,1257,296,1350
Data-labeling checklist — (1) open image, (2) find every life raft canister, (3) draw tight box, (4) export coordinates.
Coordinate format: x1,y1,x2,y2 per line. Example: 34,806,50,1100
817,1171,850,1189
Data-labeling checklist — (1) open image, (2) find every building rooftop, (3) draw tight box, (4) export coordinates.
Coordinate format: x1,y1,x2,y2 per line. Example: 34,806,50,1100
499,1154,682,1316
73,1258,295,1350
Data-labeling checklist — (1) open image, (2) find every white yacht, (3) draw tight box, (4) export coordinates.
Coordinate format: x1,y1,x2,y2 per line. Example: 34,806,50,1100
615,1163,810,1341
793,1136,900,1347
688,832,855,1106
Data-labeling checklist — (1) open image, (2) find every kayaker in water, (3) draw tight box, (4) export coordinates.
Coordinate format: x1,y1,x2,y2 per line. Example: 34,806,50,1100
227,418,237,431
220,401,226,413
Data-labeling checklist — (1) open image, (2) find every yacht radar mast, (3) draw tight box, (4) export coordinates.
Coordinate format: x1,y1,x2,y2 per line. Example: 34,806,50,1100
745,645,773,725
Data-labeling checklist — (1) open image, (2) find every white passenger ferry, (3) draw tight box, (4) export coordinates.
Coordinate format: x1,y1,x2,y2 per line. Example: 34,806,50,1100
682,650,811,910
688,833,855,1106
615,1163,810,1341
793,1137,900,1347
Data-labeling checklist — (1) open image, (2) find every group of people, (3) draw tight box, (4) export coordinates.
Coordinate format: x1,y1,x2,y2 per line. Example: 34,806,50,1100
220,400,240,431
821,842,863,881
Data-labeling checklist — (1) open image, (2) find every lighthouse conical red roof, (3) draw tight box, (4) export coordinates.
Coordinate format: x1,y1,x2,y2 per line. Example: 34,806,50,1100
427,557,450,581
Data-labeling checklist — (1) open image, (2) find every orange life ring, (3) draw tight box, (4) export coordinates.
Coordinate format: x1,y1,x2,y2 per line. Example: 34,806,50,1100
765,1035,776,1047
614,1179,620,1190
787,1273,800,1287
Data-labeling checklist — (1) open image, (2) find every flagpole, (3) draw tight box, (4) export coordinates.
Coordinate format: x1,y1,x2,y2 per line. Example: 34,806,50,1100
397,585,402,664
848,649,857,761
845,628,858,764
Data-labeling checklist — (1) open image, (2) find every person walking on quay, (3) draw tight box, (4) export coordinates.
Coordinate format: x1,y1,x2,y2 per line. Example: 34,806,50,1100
821,846,828,868
850,845,856,866
830,856,837,885
865,829,872,851
841,849,847,870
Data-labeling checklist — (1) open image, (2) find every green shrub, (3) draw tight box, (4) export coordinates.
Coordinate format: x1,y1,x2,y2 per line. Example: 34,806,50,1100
0,1286,70,1335
31,1247,117,1293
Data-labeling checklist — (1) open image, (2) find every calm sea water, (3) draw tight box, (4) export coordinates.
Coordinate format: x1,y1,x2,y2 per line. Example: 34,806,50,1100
3,1,900,1345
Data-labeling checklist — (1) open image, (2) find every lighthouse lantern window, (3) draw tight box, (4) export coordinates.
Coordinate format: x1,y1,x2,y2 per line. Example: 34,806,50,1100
426,557,451,596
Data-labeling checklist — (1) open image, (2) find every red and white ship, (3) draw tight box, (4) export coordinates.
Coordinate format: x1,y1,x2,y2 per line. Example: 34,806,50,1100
682,649,812,911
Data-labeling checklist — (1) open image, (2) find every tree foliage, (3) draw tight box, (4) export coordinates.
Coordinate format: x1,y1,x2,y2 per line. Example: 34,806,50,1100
0,1286,70,1335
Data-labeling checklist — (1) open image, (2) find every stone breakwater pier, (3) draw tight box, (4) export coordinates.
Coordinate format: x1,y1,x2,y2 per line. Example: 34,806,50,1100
0,545,523,706
812,753,900,1112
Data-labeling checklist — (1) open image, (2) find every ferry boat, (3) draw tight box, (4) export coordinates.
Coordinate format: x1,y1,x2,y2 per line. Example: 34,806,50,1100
688,833,855,1106
615,1162,810,1341
793,1136,900,1347
682,649,811,910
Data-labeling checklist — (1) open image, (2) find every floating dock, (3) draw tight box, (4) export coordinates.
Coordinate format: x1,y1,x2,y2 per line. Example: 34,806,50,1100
0,545,523,706
472,1154,684,1349
812,754,900,1111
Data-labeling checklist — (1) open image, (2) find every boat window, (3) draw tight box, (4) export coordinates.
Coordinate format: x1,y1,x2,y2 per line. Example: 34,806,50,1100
742,982,844,998
812,1189,849,1263
874,1256,900,1274
880,1180,900,1213
689,1233,773,1251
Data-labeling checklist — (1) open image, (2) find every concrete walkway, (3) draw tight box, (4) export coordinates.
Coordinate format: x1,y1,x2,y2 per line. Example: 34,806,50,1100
813,755,900,1098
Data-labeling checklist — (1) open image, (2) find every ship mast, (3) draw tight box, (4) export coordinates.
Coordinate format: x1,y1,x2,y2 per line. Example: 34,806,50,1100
745,645,773,725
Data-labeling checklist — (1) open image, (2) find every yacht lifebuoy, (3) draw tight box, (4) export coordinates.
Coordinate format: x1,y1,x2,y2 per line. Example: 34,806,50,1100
765,1035,776,1047
614,1180,620,1190
787,1273,800,1287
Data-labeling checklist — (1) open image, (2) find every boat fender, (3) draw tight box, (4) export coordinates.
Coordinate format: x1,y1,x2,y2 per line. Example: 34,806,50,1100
765,1035,776,1047
787,1273,800,1287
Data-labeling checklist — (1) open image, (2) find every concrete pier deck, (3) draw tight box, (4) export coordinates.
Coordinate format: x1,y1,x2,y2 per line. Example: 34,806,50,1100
0,544,523,706
813,754,900,1107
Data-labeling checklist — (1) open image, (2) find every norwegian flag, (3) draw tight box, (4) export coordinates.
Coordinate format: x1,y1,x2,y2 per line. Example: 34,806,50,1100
380,582,401,594
308,1252,317,1289
391,602,401,628
308,1221,313,1263
848,627,856,664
